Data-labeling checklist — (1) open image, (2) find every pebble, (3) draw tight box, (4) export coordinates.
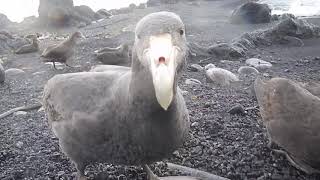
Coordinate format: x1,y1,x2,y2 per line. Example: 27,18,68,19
245,58,272,71
5,68,25,77
238,66,259,75
16,141,24,149
0,59,3,64
57,171,65,176
228,104,246,115
191,122,199,127
185,78,202,85
314,57,320,61
204,63,216,70
0,63,4,83
14,111,27,116
190,64,203,72
181,90,189,96
206,67,239,86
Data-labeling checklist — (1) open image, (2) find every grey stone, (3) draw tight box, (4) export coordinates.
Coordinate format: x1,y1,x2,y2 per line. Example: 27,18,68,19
208,43,244,59
185,78,202,85
228,104,246,115
14,111,27,116
16,141,24,149
190,64,203,72
206,68,239,86
230,2,271,24
245,58,272,70
5,68,25,77
238,66,259,75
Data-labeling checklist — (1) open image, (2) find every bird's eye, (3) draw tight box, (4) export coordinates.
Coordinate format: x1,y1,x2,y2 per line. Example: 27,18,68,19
179,29,184,35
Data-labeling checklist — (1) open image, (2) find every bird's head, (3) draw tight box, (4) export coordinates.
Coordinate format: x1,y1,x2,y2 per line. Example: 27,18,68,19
71,31,85,42
133,11,188,110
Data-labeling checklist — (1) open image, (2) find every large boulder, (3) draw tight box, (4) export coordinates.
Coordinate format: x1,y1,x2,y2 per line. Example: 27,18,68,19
207,43,245,59
231,2,271,24
0,31,29,54
231,18,320,52
38,0,97,27
95,9,112,19
74,5,97,22
0,13,11,27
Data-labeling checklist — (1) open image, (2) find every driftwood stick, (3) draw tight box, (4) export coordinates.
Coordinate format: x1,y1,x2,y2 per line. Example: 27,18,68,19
0,103,42,119
166,163,230,180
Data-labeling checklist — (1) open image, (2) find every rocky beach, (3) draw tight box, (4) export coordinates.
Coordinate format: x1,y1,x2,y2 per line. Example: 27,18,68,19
1,0,320,179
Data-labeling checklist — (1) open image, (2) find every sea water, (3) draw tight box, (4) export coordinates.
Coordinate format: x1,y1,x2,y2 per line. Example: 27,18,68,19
259,0,320,17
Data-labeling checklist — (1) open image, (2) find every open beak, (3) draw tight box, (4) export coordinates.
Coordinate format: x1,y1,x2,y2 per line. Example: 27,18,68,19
146,33,179,110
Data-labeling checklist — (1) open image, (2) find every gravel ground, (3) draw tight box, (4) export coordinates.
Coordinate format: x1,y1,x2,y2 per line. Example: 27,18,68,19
1,1,320,179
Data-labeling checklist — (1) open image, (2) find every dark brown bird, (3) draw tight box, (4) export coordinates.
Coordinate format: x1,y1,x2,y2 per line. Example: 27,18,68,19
254,77,320,174
41,31,83,69
94,43,130,65
15,37,39,54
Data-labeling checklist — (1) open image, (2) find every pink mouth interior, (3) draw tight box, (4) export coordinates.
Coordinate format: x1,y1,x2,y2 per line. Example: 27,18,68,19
159,57,166,63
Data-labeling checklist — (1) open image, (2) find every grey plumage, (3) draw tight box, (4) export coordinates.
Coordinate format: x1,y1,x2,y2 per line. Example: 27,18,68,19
254,77,320,174
43,11,189,179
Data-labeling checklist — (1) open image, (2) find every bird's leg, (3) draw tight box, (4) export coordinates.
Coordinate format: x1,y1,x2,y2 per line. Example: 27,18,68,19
52,61,57,70
75,163,87,180
143,165,160,180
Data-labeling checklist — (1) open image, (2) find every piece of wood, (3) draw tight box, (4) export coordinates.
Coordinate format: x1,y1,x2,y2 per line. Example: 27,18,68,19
0,103,42,119
166,163,230,180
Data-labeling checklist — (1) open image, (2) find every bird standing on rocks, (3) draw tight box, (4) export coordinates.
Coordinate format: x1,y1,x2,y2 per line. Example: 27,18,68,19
15,36,39,54
254,77,320,174
41,31,84,69
94,43,130,65
43,11,190,179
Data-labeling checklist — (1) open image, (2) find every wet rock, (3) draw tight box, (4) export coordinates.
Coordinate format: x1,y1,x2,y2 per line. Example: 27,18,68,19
190,64,203,72
238,66,259,75
208,43,244,59
231,18,320,51
245,58,272,71
228,104,246,115
206,67,239,86
0,63,4,83
230,2,271,24
204,63,216,70
5,68,26,77
185,78,202,85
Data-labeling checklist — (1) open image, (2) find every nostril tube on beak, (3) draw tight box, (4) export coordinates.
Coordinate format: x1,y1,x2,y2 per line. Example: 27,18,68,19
159,57,166,63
